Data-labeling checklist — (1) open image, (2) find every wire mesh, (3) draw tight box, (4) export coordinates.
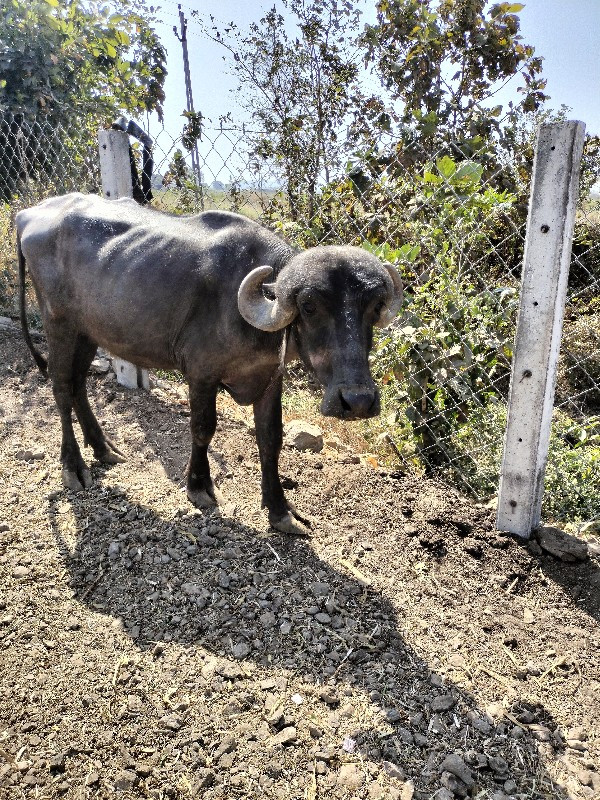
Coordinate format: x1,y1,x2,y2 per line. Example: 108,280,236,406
1,110,599,523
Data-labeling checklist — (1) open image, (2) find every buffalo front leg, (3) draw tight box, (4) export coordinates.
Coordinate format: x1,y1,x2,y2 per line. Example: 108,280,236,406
253,375,311,536
187,383,223,508
46,325,93,491
72,335,125,465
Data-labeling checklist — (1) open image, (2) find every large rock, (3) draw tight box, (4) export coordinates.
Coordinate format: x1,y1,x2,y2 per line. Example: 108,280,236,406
284,420,323,452
535,526,588,561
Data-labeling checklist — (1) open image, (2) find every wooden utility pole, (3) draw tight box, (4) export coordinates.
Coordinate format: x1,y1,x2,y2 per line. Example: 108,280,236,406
174,5,204,209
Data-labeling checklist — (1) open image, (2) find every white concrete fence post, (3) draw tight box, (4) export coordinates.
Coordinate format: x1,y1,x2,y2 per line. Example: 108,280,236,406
97,128,150,390
496,121,585,537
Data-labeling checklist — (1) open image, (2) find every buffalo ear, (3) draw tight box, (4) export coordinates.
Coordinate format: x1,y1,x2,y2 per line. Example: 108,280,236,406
237,265,297,332
375,263,403,328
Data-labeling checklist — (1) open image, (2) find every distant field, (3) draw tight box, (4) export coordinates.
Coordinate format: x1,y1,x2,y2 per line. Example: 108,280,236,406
152,187,281,220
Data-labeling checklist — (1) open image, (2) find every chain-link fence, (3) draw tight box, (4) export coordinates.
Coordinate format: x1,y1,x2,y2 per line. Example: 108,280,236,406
2,110,599,524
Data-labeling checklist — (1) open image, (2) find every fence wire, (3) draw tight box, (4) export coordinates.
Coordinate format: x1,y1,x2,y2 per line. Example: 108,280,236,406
1,110,599,524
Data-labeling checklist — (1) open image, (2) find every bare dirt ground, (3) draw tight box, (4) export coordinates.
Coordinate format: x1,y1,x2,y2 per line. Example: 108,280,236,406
1,324,599,800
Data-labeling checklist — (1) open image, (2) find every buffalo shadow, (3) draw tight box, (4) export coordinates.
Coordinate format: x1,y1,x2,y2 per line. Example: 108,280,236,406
43,478,575,800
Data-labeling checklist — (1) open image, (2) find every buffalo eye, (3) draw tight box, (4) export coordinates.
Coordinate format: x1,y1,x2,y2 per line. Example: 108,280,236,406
301,299,316,316
374,300,386,317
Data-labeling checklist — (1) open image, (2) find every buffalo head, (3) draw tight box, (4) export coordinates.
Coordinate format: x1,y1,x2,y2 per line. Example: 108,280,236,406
238,246,402,420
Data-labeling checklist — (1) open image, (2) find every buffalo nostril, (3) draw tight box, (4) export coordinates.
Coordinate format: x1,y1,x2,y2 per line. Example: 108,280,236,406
339,388,377,418
339,390,352,413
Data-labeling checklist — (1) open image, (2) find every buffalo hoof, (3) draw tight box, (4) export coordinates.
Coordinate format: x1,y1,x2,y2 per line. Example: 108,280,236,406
270,510,311,537
96,438,126,465
187,484,224,509
62,466,93,491
98,449,126,465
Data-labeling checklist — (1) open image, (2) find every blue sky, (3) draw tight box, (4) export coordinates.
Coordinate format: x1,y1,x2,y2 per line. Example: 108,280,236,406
149,0,600,148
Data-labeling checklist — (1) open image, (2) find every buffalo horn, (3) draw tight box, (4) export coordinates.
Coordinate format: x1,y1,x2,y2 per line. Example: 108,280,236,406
238,266,297,332
376,263,403,328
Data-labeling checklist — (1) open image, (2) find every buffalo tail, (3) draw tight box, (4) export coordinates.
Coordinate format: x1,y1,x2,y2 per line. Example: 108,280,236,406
17,232,48,378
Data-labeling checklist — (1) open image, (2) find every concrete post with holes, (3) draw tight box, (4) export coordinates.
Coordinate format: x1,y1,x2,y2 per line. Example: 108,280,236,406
97,128,150,390
496,121,585,537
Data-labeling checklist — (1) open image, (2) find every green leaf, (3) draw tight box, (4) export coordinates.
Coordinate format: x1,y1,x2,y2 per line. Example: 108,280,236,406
436,155,456,179
43,0,60,6
423,170,442,185
505,3,525,12
453,162,483,184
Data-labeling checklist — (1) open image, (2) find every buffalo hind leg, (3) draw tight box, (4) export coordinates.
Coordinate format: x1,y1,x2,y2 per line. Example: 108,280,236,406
46,325,93,491
186,383,223,508
72,335,125,465
253,375,311,536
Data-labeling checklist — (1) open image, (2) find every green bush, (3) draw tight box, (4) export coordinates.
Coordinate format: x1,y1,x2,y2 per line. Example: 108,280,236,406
454,403,600,522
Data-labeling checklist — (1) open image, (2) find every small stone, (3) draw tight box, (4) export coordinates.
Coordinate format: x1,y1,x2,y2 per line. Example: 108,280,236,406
90,357,111,374
528,539,543,555
395,727,414,745
271,726,297,746
0,316,15,330
431,694,455,712
382,760,405,780
463,537,483,557
114,769,137,791
218,752,235,769
0,522,9,532
65,616,80,631
12,565,30,579
15,449,34,461
284,421,324,452
315,612,331,624
441,770,469,797
214,736,237,759
504,778,518,793
48,753,66,773
440,754,474,787
488,756,509,777
466,711,492,734
107,542,120,559
567,739,588,751
384,708,402,724
192,769,215,790
181,582,203,595
231,642,251,659
85,772,100,786
464,751,488,769
337,763,363,790
525,661,542,676
318,689,339,707
260,611,277,627
309,582,331,597
279,621,292,635
158,715,183,732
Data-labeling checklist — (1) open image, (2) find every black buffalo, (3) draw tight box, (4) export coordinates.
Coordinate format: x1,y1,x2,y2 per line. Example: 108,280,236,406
16,193,402,535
